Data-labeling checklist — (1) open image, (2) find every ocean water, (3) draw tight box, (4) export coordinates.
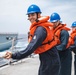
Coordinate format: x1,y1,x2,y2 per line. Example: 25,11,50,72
0,34,28,67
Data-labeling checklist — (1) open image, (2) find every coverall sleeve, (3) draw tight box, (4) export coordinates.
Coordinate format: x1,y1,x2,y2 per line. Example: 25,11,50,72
56,30,69,51
12,27,47,59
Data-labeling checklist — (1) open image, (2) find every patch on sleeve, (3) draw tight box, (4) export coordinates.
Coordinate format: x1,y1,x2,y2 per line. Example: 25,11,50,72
33,35,36,39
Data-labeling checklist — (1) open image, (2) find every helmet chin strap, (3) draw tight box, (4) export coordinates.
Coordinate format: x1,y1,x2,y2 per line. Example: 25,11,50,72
35,13,39,22
55,22,61,28
58,22,61,25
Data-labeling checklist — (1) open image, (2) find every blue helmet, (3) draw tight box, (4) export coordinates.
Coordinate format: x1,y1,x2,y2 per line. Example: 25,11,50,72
50,13,61,22
26,4,41,15
71,21,76,27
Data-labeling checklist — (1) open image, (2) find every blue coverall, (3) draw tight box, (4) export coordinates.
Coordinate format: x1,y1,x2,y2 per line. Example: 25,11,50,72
12,26,60,75
69,36,76,75
56,30,72,75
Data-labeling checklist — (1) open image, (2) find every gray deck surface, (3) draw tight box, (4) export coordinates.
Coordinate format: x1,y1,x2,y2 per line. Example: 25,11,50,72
0,53,75,75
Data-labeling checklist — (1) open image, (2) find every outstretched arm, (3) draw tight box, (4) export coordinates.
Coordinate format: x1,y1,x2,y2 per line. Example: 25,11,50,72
4,27,47,59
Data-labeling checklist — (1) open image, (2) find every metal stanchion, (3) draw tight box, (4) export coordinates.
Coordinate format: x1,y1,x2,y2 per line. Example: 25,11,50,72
8,37,16,65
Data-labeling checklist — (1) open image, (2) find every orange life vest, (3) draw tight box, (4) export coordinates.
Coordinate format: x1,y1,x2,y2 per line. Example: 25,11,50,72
53,24,70,45
67,30,76,48
28,16,57,54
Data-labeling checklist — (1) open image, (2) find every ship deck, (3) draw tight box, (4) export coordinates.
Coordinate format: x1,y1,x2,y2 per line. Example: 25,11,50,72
0,53,74,75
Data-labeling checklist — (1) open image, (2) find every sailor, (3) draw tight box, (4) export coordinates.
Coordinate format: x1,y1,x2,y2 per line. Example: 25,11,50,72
67,21,76,75
4,4,60,75
50,12,72,75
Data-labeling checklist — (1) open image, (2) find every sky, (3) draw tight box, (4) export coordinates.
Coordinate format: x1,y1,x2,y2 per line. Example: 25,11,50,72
0,0,76,34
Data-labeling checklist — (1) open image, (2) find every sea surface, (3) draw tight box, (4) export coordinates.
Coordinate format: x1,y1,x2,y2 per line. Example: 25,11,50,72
0,34,28,67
